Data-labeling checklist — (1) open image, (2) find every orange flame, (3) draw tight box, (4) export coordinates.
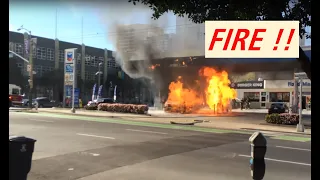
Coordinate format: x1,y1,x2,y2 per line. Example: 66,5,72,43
149,64,160,70
165,67,236,114
200,67,237,112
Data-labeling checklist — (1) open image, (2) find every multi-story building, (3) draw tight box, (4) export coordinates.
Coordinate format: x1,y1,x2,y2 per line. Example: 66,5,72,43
115,24,172,60
9,31,122,103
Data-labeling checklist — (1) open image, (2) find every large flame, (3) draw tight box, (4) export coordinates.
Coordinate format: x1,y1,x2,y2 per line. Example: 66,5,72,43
165,67,236,114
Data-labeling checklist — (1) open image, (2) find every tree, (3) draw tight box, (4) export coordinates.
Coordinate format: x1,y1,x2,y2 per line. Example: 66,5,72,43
129,0,311,80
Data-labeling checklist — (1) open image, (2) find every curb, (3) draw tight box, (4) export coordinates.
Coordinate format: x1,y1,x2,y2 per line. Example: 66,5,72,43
240,128,311,136
36,110,149,119
29,111,311,137
259,122,311,129
16,110,38,113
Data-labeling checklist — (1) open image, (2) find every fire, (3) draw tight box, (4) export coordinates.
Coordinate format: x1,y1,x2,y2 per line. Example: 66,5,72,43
200,67,237,112
149,64,160,70
165,67,236,114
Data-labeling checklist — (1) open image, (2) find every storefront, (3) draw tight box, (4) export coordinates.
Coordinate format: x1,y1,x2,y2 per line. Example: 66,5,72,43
233,79,311,109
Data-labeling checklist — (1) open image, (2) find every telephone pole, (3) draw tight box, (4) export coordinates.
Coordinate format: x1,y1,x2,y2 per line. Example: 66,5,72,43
17,26,36,109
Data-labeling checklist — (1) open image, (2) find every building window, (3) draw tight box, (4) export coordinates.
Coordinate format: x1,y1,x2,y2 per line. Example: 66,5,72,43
98,57,104,64
16,63,23,68
34,65,42,77
59,50,64,62
243,92,260,102
107,57,116,68
77,53,81,64
84,71,96,81
85,54,91,66
91,56,97,67
269,92,290,102
14,43,23,55
36,47,46,60
47,48,54,61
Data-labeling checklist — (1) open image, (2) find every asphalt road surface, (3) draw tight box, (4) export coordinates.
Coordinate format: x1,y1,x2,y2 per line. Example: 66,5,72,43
9,112,311,180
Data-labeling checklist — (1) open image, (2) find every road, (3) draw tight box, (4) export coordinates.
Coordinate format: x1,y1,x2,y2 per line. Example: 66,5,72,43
9,112,311,180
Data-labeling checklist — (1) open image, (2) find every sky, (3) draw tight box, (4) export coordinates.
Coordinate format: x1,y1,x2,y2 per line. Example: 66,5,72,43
9,1,310,51
9,0,176,51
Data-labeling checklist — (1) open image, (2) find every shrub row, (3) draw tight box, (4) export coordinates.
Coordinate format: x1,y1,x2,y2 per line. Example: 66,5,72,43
265,113,299,125
84,105,98,110
164,104,191,114
98,103,148,114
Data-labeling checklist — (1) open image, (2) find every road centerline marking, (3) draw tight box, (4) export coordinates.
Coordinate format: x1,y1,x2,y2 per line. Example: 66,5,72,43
275,146,311,152
76,133,115,140
28,119,54,123
238,154,311,166
126,129,168,135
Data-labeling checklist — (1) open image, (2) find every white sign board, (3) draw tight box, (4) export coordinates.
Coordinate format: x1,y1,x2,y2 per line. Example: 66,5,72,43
63,48,78,107
65,49,76,64
27,65,31,72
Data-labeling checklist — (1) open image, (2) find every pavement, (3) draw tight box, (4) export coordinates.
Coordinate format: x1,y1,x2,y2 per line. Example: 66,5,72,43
14,107,311,135
9,111,311,180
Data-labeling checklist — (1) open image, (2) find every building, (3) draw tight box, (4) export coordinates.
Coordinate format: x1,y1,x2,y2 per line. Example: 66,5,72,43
114,24,173,60
9,31,122,103
233,79,311,109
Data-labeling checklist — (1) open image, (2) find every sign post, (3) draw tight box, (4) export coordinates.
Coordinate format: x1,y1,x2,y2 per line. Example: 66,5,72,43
294,72,308,132
64,48,77,113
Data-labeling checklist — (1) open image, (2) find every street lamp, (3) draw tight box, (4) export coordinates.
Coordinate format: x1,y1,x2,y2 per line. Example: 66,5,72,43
17,25,35,109
96,62,103,87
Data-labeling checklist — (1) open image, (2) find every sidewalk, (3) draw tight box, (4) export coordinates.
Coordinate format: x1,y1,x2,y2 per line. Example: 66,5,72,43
232,108,311,115
36,108,311,135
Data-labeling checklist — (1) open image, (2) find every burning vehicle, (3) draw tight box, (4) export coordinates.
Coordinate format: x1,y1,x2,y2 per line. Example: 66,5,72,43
164,67,236,114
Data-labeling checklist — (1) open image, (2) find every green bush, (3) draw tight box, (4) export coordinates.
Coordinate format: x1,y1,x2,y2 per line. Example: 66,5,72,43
265,113,299,125
84,105,97,110
98,103,148,114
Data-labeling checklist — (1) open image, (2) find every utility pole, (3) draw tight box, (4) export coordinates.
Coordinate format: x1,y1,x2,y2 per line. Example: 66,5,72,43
28,37,34,109
18,26,35,109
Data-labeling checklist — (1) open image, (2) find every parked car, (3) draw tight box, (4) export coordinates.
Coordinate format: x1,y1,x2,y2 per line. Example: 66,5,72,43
32,97,56,108
22,99,29,107
268,103,288,114
86,98,114,107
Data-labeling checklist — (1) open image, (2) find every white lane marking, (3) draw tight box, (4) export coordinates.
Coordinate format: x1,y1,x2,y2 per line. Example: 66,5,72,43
238,154,311,166
276,146,311,152
126,129,168,135
76,133,115,140
28,119,54,123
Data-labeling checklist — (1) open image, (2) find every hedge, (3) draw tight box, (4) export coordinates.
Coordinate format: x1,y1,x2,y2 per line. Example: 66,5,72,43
164,103,203,114
84,105,98,110
265,113,299,125
98,103,148,114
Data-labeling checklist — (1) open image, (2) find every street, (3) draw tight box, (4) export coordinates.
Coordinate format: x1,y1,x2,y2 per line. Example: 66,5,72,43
10,112,311,180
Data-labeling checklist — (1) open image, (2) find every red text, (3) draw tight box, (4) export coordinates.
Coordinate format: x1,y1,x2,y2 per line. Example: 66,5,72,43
208,29,266,51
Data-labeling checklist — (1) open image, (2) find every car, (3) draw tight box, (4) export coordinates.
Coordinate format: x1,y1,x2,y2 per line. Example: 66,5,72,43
22,99,30,106
32,97,56,108
268,102,288,114
86,98,114,107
